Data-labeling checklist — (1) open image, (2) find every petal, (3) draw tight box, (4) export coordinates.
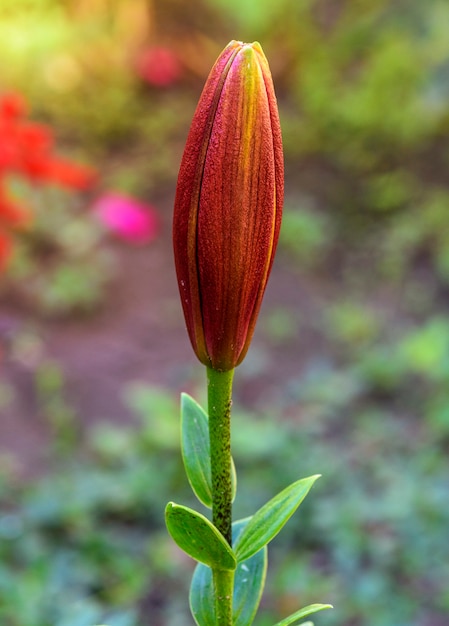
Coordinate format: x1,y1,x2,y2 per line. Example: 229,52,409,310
197,45,277,370
173,41,242,366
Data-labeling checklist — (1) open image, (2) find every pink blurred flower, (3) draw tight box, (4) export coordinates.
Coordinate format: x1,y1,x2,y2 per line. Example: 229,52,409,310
92,192,159,244
135,46,182,87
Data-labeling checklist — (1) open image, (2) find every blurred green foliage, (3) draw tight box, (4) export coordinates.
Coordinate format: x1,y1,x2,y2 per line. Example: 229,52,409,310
0,368,448,626
1,1,449,625
2,181,115,316
3,0,449,309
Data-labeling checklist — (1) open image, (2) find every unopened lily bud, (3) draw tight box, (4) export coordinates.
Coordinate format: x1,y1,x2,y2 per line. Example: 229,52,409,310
173,41,284,372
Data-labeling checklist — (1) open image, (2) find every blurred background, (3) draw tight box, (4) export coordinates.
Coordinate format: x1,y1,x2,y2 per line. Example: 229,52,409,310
1,1,449,625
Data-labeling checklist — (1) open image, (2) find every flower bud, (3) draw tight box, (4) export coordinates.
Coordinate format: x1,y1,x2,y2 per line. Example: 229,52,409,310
173,41,284,372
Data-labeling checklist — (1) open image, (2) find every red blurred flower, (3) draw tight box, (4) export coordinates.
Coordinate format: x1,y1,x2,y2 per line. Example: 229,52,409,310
0,91,98,273
0,91,97,189
0,92,27,121
135,46,182,87
14,123,54,180
44,159,97,190
0,182,30,271
92,192,159,244
0,230,12,272
0,188,30,229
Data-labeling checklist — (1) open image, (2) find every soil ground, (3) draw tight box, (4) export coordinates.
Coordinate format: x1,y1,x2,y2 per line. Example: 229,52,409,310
0,194,331,476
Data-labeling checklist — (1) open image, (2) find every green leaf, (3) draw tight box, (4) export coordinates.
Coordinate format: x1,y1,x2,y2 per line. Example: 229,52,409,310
232,518,267,626
181,394,212,507
189,560,216,626
234,475,320,563
181,393,236,507
165,502,236,571
272,603,333,626
190,519,267,626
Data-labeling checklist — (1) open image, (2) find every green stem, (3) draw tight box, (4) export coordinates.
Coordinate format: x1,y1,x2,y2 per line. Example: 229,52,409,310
207,366,235,625
213,568,234,626
207,367,235,544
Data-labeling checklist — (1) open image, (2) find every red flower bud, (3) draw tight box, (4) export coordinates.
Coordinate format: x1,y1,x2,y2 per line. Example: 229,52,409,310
173,41,284,372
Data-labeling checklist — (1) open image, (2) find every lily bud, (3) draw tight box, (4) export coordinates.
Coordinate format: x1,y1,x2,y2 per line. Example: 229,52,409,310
173,41,284,372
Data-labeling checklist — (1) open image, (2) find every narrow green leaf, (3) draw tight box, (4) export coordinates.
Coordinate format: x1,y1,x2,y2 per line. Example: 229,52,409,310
234,475,320,563
232,518,267,626
181,393,237,507
181,394,212,507
272,603,333,626
190,562,216,626
165,502,236,570
190,519,267,626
